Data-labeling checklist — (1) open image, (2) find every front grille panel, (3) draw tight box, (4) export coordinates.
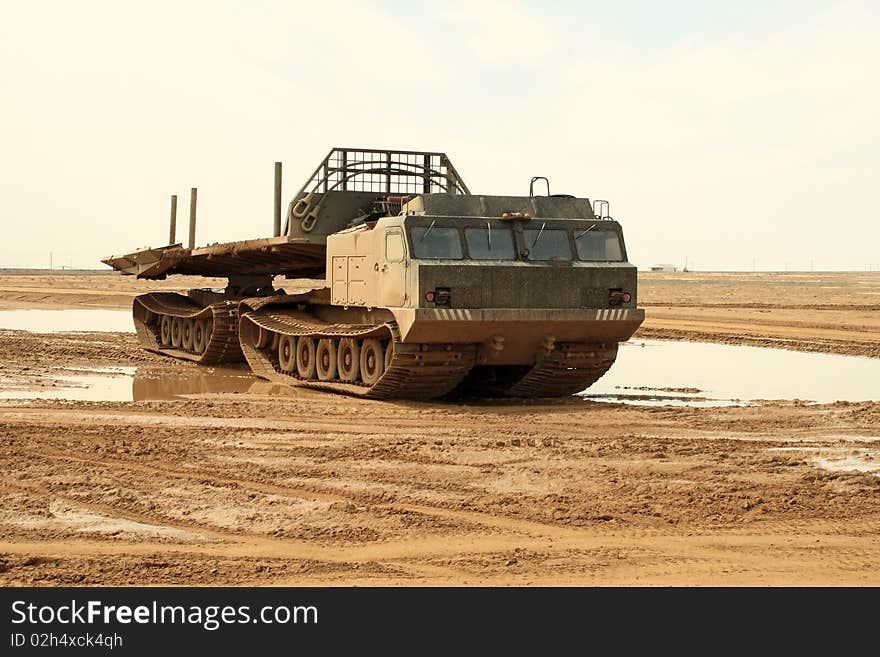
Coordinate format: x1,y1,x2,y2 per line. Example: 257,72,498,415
417,265,637,309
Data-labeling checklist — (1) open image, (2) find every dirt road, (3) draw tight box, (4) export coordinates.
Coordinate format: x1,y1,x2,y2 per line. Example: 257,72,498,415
0,271,878,586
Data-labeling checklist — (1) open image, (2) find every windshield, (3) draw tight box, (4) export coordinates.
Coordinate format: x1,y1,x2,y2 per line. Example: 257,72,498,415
409,226,463,259
574,231,623,261
523,228,572,261
465,227,516,260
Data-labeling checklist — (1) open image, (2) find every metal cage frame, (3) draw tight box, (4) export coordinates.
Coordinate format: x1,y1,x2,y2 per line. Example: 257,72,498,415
294,147,471,198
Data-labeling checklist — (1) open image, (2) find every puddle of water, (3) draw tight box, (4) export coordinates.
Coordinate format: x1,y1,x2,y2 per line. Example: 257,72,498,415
0,367,135,401
1,336,878,406
768,446,880,477
132,367,256,400
0,366,257,402
0,309,133,333
814,455,880,475
581,392,740,408
581,339,880,406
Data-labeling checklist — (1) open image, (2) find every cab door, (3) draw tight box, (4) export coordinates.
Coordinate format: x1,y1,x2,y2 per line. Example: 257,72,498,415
378,228,408,307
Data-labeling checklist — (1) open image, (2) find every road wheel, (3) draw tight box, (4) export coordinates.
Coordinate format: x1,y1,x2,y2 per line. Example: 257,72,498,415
296,336,317,379
182,318,195,351
384,340,394,371
360,338,385,385
160,315,172,346
254,325,270,349
170,316,183,347
316,339,337,381
337,338,360,383
278,334,296,372
193,318,210,354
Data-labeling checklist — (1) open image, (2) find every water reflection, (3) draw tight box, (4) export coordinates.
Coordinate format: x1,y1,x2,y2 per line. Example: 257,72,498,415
132,366,256,400
581,339,880,406
1,339,878,406
0,367,135,401
0,365,259,402
0,309,133,333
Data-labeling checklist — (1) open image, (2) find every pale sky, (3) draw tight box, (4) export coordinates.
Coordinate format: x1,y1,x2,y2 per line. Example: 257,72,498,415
1,0,877,271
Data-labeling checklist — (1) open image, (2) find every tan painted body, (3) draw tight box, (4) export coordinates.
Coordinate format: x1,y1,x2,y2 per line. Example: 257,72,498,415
105,148,643,398
326,194,644,366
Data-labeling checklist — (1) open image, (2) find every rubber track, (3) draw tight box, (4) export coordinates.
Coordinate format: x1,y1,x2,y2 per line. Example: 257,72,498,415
133,292,243,364
135,293,621,399
505,343,619,397
239,305,477,400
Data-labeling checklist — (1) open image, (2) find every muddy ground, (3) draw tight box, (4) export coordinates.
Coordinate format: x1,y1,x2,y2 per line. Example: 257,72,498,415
0,271,878,586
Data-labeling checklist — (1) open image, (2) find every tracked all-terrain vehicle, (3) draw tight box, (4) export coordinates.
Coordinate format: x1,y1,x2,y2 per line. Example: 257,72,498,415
103,148,644,399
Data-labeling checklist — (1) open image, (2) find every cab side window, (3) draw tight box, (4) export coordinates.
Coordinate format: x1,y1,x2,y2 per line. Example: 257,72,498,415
408,226,463,259
386,230,406,263
574,231,624,261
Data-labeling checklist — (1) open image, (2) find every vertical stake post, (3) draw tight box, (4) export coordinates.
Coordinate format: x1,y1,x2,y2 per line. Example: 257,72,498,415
188,188,198,249
273,162,282,237
169,195,178,245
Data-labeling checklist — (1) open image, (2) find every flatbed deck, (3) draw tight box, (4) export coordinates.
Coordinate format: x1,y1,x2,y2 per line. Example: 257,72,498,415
102,236,326,279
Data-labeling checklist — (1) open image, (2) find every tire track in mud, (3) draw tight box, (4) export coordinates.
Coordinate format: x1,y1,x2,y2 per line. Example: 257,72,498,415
9,445,604,542
6,413,878,546
3,467,879,583
2,450,358,547
0,407,516,440
0,408,466,434
0,477,222,543
11,444,879,582
2,515,879,584
5,440,721,579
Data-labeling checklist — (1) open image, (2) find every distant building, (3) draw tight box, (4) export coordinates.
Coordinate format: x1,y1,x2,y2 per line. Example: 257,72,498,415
650,264,678,272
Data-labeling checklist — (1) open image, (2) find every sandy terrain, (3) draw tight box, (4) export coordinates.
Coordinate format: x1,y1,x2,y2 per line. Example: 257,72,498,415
639,272,880,357
0,271,228,311
2,270,878,357
0,270,878,586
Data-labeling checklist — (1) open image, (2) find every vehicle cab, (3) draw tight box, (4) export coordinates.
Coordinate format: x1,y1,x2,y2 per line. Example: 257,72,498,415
326,194,637,314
